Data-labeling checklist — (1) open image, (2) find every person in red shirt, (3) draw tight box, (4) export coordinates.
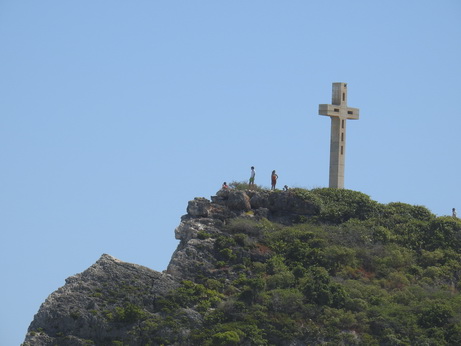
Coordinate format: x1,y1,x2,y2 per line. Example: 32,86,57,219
271,170,278,190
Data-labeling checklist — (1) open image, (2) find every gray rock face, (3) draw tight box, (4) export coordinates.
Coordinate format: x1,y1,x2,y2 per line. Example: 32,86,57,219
23,254,178,346
24,190,320,345
168,218,222,281
218,189,252,211
186,197,211,217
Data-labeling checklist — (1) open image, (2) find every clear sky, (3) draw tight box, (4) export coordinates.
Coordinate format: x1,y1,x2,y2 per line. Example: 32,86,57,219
1,1,460,344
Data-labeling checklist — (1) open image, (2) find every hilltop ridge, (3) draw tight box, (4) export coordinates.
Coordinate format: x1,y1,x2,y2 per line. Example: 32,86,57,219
23,187,461,345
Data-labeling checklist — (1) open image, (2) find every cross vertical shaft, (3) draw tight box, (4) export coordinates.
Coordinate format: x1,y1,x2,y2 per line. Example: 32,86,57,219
318,83,360,189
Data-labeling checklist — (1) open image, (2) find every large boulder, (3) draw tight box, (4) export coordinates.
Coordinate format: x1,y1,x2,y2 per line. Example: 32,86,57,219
23,254,179,346
187,197,212,217
213,189,251,212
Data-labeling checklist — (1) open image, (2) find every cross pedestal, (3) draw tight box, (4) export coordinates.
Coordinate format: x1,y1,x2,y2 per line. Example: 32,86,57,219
318,83,360,189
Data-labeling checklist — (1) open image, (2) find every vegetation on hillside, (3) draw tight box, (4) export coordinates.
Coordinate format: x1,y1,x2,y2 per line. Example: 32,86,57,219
65,188,461,345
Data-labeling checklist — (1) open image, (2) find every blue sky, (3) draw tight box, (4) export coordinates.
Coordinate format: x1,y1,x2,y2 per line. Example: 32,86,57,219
1,1,460,344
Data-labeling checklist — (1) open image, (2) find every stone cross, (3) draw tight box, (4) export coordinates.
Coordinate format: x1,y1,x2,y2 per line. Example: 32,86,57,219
318,82,360,189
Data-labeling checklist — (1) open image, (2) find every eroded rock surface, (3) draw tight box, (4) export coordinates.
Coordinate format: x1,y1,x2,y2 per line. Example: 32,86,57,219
24,254,178,346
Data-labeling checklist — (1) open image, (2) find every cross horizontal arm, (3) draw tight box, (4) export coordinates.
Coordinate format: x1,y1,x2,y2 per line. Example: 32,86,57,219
319,104,359,120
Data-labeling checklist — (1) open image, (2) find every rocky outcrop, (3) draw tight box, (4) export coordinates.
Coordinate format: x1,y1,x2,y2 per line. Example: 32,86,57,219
24,189,320,345
23,254,178,346
211,189,321,220
169,189,320,280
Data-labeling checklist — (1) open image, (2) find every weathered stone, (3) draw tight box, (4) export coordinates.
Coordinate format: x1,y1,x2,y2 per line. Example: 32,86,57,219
187,197,211,217
167,237,216,280
226,190,251,211
213,189,251,211
23,254,179,346
249,191,269,209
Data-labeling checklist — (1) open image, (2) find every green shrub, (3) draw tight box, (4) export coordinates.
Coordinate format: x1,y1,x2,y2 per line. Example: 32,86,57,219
418,301,454,328
323,245,357,273
425,217,461,251
301,267,348,308
233,233,253,247
197,230,212,239
215,261,227,268
311,188,380,223
113,303,147,323
229,181,265,192
419,249,445,267
382,202,434,225
266,255,289,275
215,235,237,249
204,278,223,291
238,278,266,305
290,188,323,214
250,262,266,274
224,218,263,236
211,331,241,345
266,271,295,289
219,248,237,261
265,288,303,313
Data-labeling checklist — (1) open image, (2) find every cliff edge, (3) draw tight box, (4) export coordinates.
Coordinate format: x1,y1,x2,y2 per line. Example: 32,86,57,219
24,189,320,345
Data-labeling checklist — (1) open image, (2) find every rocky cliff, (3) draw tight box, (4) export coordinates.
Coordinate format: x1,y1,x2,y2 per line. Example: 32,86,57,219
23,189,320,345
23,254,178,345
24,188,461,345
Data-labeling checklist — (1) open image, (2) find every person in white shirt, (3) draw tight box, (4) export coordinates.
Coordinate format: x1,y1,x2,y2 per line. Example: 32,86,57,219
249,166,255,189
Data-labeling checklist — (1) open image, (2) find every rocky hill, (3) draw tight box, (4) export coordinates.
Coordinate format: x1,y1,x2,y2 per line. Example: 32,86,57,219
23,187,461,345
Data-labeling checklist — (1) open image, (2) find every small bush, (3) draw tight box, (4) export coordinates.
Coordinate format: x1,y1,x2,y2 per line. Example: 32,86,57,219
197,231,212,239
212,330,241,345
382,202,434,225
265,288,304,313
229,181,265,192
311,188,380,224
233,233,252,247
224,218,263,236
113,303,147,323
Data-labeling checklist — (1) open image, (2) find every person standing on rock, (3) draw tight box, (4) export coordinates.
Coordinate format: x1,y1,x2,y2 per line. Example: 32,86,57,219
249,166,255,189
271,170,278,190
